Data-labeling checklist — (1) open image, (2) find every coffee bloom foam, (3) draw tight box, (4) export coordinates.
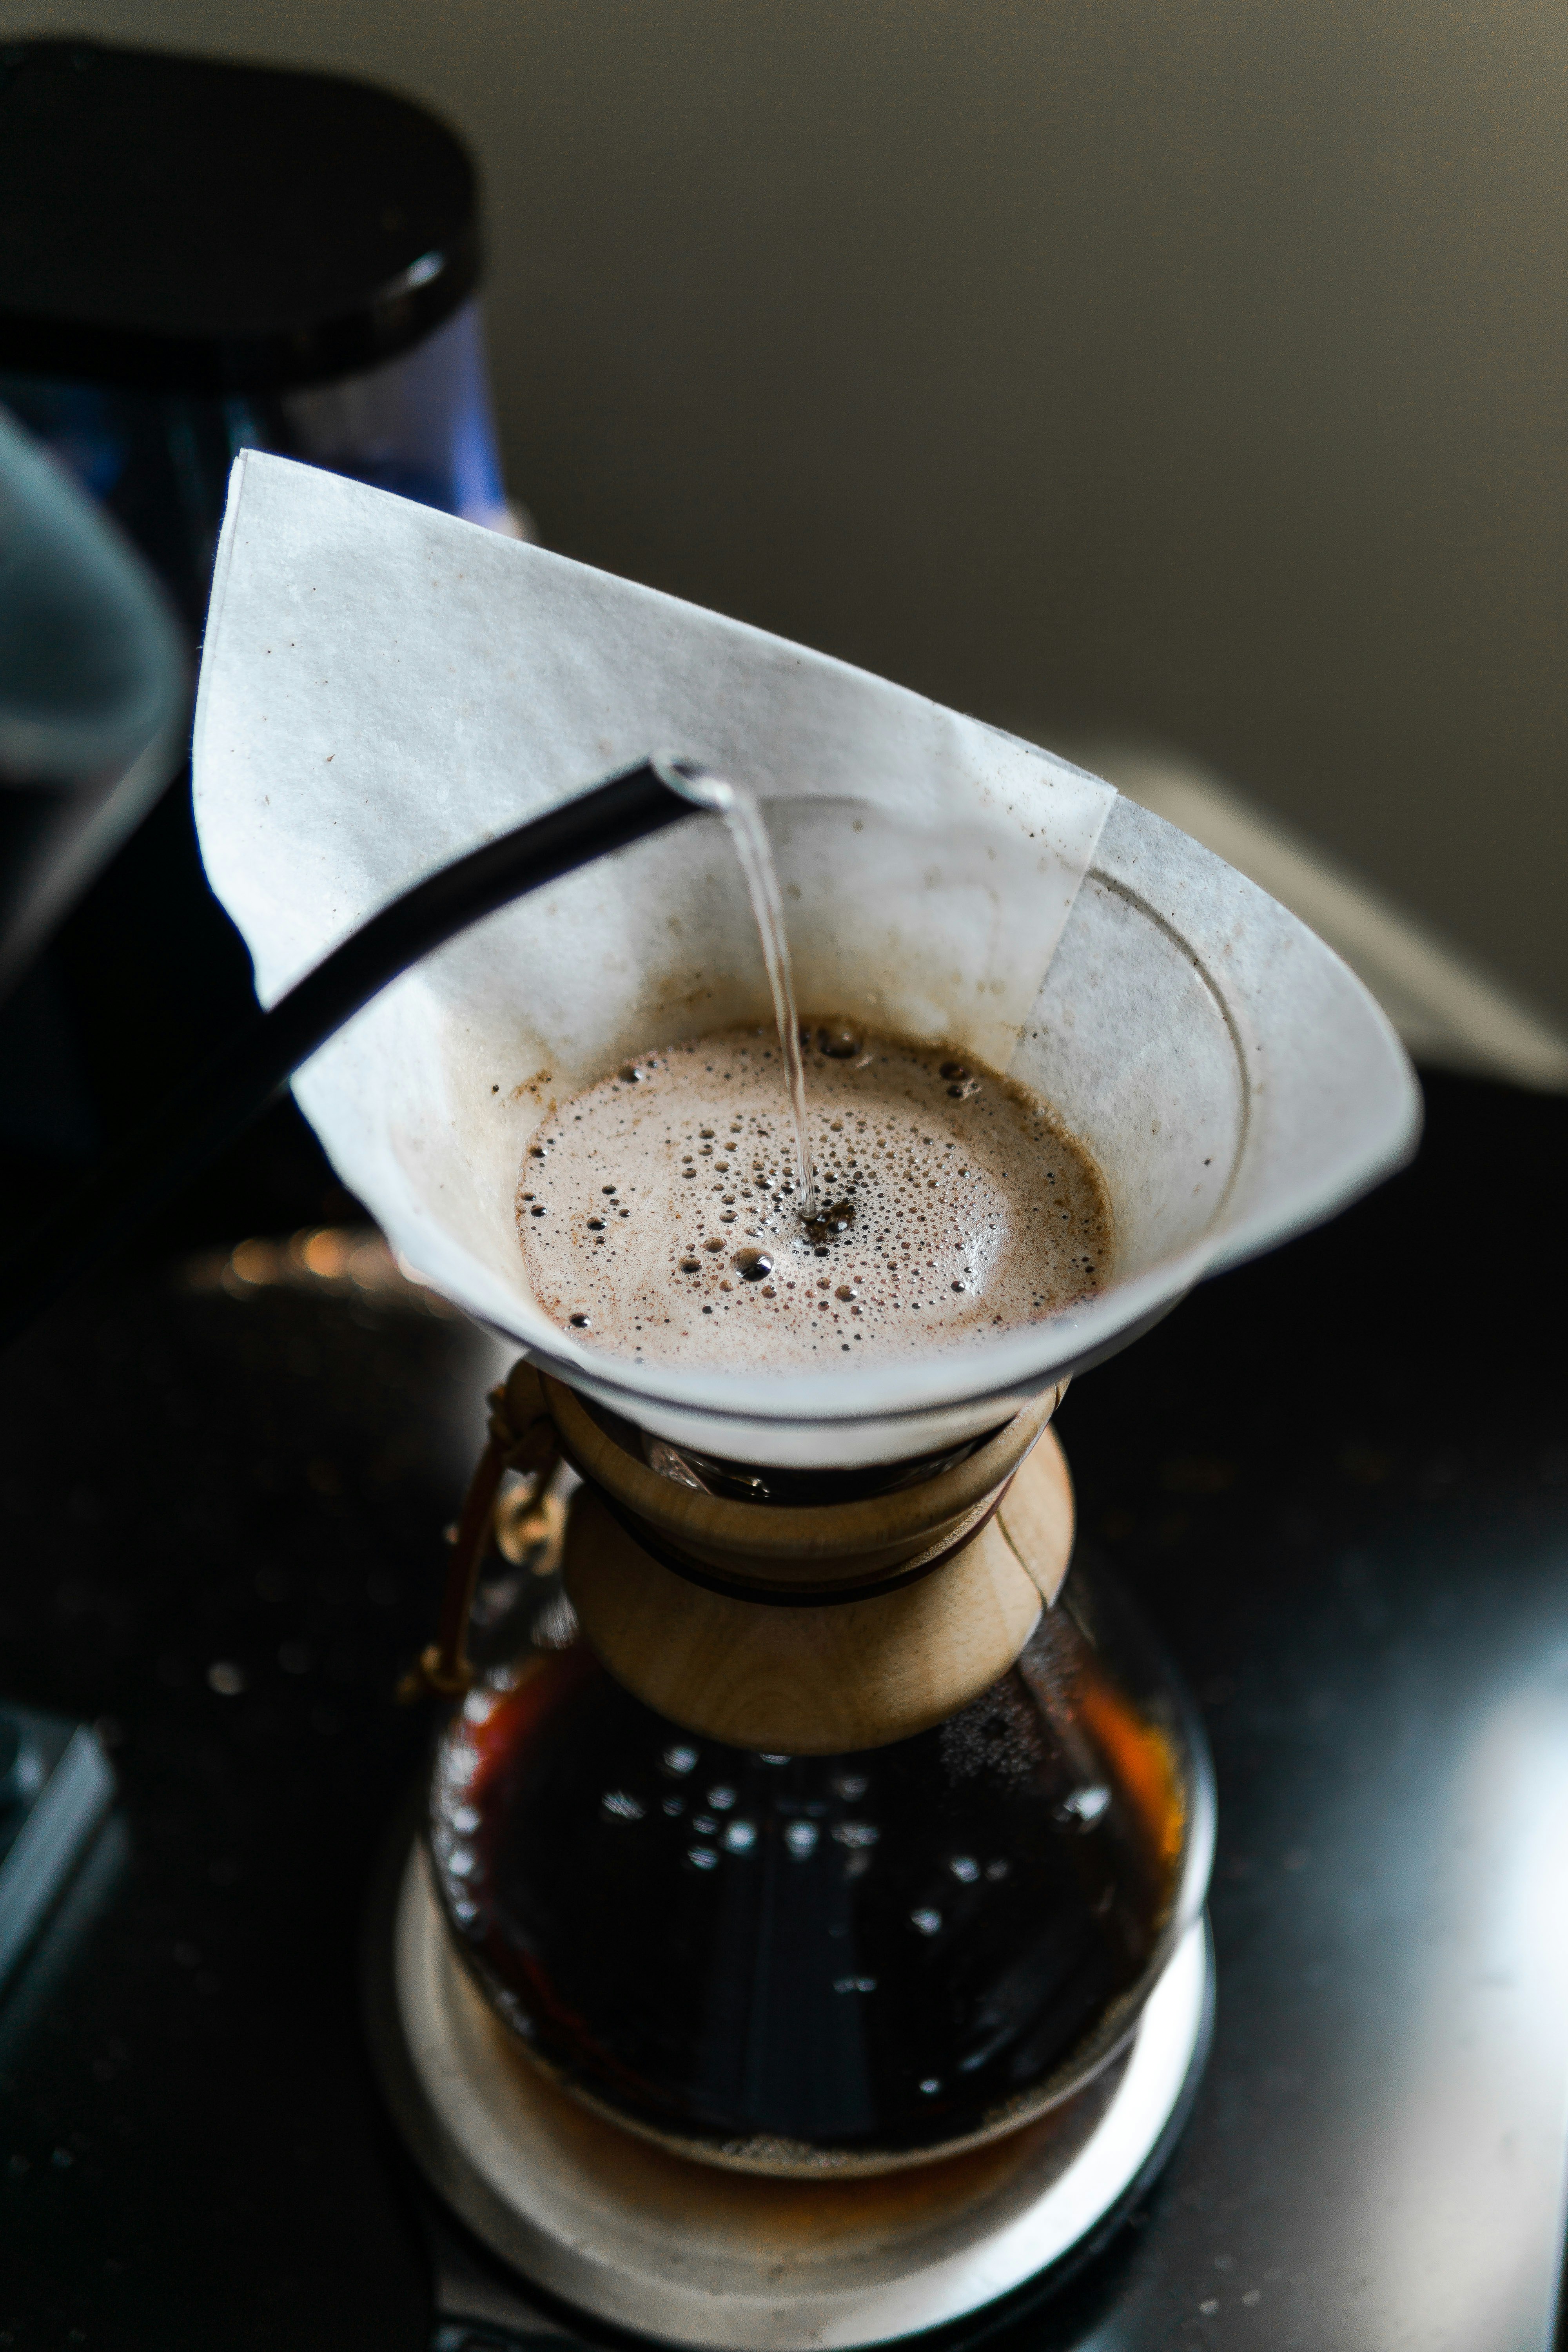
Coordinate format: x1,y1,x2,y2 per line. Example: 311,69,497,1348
518,1024,1112,1373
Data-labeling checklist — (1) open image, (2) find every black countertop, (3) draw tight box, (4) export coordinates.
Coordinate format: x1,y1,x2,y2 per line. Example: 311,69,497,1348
2,1069,1566,2351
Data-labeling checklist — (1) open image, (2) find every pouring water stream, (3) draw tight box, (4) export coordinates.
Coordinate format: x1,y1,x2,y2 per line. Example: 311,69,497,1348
654,760,818,1219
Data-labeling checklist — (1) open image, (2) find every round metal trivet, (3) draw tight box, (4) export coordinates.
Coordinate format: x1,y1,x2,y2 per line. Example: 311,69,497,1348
367,1839,1211,2349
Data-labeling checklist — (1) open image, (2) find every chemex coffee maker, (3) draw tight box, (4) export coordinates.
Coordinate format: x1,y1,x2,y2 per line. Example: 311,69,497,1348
189,453,1419,2344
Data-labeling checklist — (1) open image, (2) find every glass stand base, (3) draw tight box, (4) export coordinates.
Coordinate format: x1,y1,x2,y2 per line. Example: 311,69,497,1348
367,1838,1213,2349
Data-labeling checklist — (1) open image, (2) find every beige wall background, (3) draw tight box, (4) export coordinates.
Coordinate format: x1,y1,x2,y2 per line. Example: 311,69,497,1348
9,0,1567,1017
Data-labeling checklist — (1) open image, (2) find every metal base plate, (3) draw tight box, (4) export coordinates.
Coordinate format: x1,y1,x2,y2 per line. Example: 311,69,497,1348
368,1840,1211,2349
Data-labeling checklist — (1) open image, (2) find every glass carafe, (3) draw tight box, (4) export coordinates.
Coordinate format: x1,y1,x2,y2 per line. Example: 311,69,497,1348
427,1507,1211,2177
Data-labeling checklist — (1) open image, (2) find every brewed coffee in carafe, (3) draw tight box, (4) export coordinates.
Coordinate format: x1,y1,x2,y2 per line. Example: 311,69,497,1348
429,1514,1200,2174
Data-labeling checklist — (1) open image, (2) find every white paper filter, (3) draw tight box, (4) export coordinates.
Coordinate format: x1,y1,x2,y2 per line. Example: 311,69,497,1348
194,454,1420,1465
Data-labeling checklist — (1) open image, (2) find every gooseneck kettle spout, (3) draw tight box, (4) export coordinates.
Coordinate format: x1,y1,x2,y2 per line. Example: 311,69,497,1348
0,758,706,1348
